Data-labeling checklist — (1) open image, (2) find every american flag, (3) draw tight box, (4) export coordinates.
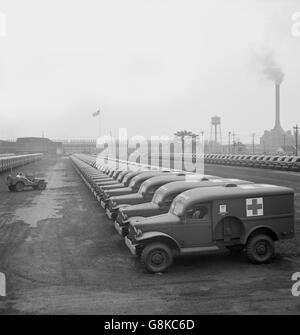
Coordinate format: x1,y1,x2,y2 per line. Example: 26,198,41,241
92,110,100,117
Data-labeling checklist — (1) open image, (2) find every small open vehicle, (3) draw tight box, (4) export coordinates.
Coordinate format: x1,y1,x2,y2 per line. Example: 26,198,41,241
6,172,47,192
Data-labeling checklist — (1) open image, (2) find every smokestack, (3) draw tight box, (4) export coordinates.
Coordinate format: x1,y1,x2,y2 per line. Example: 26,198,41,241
274,83,283,132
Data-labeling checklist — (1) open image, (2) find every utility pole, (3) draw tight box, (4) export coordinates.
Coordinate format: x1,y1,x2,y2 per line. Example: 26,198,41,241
283,134,286,152
263,139,266,154
251,133,255,155
232,132,236,154
200,131,204,156
294,124,299,156
228,132,231,154
200,131,204,144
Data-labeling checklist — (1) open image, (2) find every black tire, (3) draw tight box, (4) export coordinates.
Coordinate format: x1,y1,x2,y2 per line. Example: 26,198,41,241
15,182,24,192
37,181,46,190
226,245,244,253
246,234,274,264
141,242,173,274
8,185,15,192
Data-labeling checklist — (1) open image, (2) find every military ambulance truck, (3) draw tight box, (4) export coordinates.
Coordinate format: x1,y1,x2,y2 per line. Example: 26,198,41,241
125,183,294,273
115,178,253,237
88,168,122,191
92,169,131,191
100,170,172,211
98,170,150,203
96,169,132,187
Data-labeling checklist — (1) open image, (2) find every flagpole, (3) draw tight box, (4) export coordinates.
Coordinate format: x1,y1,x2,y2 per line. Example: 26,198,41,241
98,110,101,139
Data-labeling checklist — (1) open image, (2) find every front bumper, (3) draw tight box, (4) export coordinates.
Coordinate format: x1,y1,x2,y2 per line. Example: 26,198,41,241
114,220,124,236
100,199,107,209
125,236,136,255
105,207,117,220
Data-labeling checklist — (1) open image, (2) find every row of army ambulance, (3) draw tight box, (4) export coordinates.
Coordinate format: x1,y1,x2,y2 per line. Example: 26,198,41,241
71,153,295,274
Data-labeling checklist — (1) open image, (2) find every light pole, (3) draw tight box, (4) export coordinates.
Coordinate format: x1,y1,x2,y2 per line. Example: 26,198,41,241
283,134,286,153
228,132,231,154
232,132,236,154
294,124,299,156
200,131,204,154
252,133,255,155
200,131,204,144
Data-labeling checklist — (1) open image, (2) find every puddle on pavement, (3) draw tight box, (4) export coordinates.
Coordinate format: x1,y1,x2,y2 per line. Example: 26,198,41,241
14,190,63,228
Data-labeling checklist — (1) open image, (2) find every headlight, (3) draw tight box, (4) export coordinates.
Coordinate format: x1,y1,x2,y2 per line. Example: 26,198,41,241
133,226,142,237
136,228,142,237
111,200,117,207
122,211,128,220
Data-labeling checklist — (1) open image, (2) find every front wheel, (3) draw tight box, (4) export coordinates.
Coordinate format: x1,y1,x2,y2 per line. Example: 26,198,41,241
246,234,274,264
15,182,24,192
141,243,173,274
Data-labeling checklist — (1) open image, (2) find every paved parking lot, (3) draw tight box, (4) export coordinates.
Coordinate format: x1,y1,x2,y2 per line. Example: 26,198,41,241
0,157,299,314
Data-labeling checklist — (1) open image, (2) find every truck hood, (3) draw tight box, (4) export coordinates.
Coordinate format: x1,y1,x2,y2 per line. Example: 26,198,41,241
131,213,180,227
110,193,143,207
105,187,134,197
92,176,112,181
122,202,159,216
96,180,119,186
101,183,124,191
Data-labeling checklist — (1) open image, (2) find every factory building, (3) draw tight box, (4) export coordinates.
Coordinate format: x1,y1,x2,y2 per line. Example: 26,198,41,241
0,137,63,155
260,83,295,154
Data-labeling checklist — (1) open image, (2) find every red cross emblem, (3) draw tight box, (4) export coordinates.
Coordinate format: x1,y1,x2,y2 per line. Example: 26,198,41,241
246,197,263,216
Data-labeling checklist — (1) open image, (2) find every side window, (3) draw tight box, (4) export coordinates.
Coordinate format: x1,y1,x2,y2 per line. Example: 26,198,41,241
186,205,209,220
163,196,173,205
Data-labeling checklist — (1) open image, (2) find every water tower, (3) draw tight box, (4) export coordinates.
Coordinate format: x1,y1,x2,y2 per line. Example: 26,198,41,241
210,116,222,149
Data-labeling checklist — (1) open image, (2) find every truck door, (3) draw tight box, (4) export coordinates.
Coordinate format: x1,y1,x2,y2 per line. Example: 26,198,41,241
180,203,212,247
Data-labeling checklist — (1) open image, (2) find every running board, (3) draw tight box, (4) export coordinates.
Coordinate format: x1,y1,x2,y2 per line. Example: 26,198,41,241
180,246,219,254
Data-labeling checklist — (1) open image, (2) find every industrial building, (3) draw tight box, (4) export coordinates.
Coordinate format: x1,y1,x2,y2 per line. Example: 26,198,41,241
260,83,295,153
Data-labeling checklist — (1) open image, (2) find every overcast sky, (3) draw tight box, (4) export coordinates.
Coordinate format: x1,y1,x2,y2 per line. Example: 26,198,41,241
0,0,299,143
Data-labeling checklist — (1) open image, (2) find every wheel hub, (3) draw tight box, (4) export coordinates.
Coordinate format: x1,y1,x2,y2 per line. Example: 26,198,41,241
151,252,164,265
256,242,267,255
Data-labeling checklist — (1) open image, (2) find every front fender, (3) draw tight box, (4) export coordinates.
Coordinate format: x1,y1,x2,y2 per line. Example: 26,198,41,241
112,204,130,211
123,216,145,224
136,231,180,251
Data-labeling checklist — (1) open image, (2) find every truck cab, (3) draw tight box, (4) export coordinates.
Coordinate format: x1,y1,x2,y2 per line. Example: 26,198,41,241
125,183,294,273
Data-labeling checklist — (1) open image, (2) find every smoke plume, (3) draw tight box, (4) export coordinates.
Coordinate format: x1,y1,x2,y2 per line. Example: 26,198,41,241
251,47,284,84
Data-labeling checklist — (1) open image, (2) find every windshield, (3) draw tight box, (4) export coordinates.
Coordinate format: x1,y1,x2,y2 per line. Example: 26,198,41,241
129,176,138,188
170,197,185,216
139,183,147,194
138,179,151,194
152,190,164,204
123,173,133,184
